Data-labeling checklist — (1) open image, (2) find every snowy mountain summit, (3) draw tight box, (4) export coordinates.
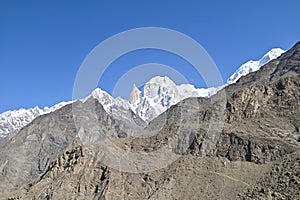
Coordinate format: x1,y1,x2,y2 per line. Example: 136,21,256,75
129,76,216,123
227,48,285,84
89,88,146,127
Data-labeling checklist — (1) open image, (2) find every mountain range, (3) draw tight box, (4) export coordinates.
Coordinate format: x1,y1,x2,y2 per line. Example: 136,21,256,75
1,41,300,200
0,41,299,199
0,47,285,143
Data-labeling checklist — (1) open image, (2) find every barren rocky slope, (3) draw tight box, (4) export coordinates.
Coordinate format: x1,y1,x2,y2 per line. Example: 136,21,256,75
1,42,300,199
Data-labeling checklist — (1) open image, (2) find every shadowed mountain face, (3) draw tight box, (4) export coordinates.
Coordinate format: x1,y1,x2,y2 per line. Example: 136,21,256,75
1,42,300,199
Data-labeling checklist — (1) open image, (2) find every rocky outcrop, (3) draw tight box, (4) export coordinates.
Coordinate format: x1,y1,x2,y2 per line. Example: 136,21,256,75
239,151,300,199
2,146,273,200
215,133,296,164
129,84,141,104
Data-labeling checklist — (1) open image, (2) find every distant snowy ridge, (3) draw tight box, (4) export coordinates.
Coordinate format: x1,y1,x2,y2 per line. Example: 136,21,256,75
0,47,286,141
0,77,214,140
227,48,285,84
0,101,71,140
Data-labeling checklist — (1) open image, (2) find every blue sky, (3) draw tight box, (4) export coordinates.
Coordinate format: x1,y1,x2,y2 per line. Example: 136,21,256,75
1,0,300,113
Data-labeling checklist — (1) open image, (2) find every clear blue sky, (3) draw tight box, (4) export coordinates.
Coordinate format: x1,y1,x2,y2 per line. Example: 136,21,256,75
1,0,299,113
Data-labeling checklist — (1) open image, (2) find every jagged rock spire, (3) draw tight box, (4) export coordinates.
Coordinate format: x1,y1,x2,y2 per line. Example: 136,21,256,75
129,84,141,104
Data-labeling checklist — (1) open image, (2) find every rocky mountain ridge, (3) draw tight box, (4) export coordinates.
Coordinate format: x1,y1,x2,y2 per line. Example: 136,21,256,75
0,48,285,142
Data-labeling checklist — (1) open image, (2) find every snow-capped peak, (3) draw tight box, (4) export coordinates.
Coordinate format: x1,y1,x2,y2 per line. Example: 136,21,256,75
227,48,285,84
258,48,285,66
87,88,146,128
263,48,286,60
129,76,218,123
147,76,176,86
90,88,118,111
89,87,132,113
